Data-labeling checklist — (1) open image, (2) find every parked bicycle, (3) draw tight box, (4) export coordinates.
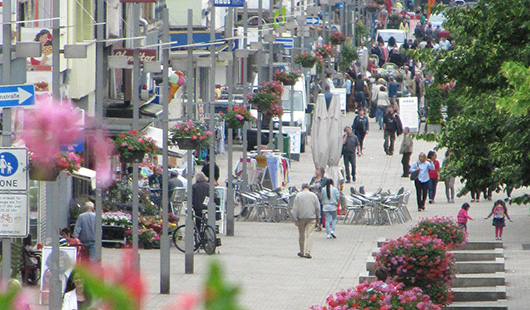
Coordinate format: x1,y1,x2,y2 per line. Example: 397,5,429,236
172,210,218,255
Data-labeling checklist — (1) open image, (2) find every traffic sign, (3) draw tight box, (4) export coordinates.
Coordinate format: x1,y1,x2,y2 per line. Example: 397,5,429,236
306,16,321,26
276,38,294,49
0,193,28,237
0,148,28,191
214,0,244,7
0,85,35,107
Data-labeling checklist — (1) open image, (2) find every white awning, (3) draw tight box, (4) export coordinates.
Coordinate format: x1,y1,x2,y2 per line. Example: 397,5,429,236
145,126,187,158
72,167,96,190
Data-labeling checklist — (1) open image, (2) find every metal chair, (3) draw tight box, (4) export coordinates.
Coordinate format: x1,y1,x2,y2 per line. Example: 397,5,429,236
170,187,187,215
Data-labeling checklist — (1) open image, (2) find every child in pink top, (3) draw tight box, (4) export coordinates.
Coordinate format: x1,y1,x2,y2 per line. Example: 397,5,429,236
457,203,473,231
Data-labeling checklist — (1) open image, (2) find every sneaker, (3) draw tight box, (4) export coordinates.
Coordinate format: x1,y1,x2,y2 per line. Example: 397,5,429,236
331,233,337,239
451,199,455,203
327,234,332,239
429,200,433,204
345,180,351,184
315,227,322,232
297,252,304,258
304,254,312,259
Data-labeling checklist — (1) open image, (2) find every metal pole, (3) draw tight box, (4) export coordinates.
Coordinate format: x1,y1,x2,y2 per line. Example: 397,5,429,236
47,0,62,307
257,0,263,150
160,7,170,294
131,3,141,268
290,0,295,127
208,0,216,229
185,9,194,274
226,8,235,236
95,0,105,264
1,0,12,283
241,2,249,191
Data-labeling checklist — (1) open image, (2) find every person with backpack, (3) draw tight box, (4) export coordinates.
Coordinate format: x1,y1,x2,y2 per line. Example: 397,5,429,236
485,200,513,240
352,107,369,153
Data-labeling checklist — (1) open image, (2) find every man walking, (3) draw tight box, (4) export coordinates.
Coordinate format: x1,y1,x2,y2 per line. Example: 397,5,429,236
342,127,361,183
291,184,320,259
383,105,401,155
73,201,96,261
399,127,413,177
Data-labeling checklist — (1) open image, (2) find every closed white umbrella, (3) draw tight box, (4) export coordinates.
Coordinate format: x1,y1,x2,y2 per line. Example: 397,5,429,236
311,94,329,170
325,95,343,188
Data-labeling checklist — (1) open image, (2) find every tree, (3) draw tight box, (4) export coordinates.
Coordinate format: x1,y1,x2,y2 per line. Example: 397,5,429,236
415,0,530,203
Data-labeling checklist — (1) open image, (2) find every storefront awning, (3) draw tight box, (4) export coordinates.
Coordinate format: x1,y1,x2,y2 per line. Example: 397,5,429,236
144,126,187,158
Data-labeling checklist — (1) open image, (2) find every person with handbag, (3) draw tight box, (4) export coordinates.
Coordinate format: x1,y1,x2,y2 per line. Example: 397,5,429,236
409,152,435,211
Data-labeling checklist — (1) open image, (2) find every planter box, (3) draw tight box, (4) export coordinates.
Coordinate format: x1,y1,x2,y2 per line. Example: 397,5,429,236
120,150,145,163
174,137,198,150
427,124,442,134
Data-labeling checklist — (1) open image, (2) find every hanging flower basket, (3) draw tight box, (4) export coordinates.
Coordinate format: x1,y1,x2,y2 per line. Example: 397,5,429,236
294,52,319,68
219,104,255,129
273,70,301,86
115,130,158,163
170,120,211,149
29,164,60,181
174,137,199,150
119,150,145,163
301,60,316,68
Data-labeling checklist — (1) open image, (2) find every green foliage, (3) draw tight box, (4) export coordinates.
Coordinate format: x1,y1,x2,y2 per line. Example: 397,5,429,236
497,61,530,116
425,86,444,124
338,44,358,72
412,0,530,203
355,22,369,46
205,261,243,310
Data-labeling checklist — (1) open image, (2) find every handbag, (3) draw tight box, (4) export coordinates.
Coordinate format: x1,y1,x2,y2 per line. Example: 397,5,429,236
410,162,420,181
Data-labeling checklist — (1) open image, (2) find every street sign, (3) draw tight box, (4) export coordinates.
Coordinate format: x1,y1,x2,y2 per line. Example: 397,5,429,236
0,85,35,107
0,148,28,191
306,16,321,26
399,97,420,131
283,126,301,155
214,0,245,7
276,38,294,49
0,193,28,237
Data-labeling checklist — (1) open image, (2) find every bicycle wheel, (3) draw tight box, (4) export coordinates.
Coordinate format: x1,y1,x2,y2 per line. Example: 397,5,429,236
202,225,217,255
172,225,199,252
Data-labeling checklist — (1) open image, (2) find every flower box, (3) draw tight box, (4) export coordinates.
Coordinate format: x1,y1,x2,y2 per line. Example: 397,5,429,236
119,150,145,163
174,137,199,150
170,120,211,147
29,164,60,181
301,60,315,68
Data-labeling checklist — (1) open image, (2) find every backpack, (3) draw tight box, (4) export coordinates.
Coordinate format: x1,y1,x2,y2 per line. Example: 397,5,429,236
493,206,505,218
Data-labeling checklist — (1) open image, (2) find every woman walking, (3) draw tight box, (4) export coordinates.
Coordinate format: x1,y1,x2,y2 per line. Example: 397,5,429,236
320,179,340,239
310,168,328,231
427,151,440,204
410,152,435,211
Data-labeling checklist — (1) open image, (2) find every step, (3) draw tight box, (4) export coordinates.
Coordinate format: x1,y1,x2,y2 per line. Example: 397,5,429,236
444,300,508,310
451,286,506,302
449,248,504,261
358,271,373,284
452,272,505,287
455,258,505,274
376,239,503,250
366,255,376,274
458,241,503,251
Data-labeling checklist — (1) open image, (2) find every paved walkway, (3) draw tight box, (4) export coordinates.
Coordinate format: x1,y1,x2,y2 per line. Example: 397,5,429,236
135,113,530,309
31,112,530,309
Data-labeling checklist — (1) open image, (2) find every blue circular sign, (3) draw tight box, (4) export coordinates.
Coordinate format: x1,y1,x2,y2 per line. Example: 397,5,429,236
0,152,19,177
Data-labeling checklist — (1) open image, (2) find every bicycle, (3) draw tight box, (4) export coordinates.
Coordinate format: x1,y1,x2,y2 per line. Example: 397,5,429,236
172,210,217,255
